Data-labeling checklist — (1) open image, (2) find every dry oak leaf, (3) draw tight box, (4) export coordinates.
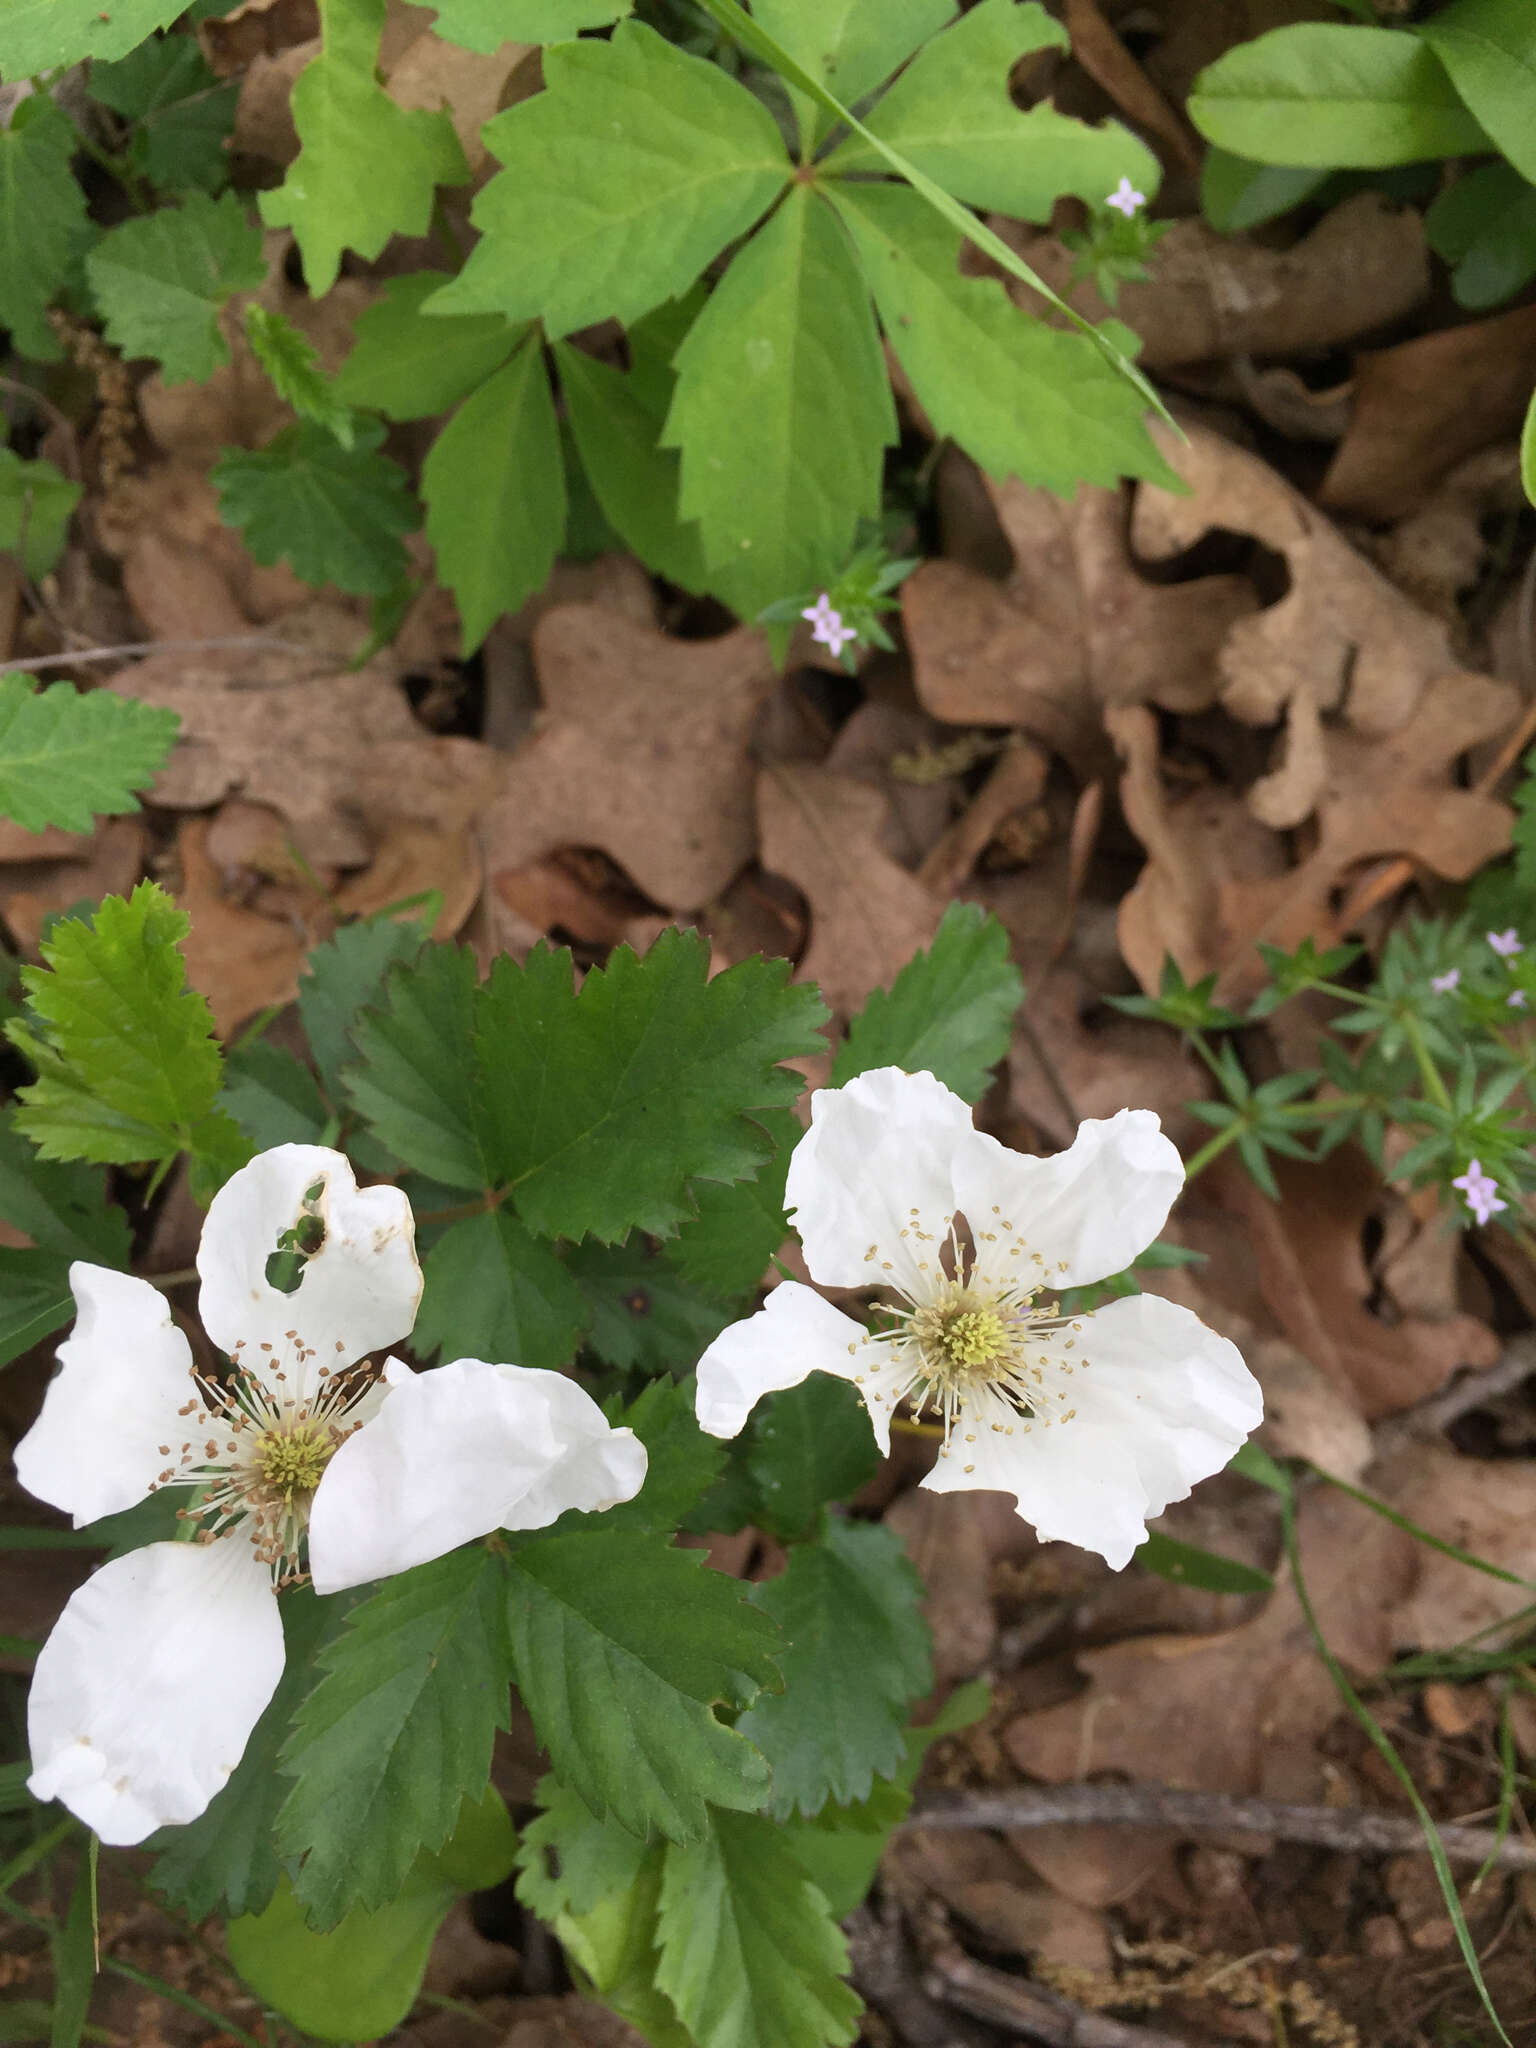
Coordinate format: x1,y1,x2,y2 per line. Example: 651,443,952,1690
199,0,319,74
1209,1150,1499,1421
387,26,539,178
756,763,943,1016
904,471,1253,768
1133,422,1458,744
335,822,482,940
175,817,305,1037
479,607,779,912
1375,1441,1536,1652
995,193,1427,370
0,818,148,956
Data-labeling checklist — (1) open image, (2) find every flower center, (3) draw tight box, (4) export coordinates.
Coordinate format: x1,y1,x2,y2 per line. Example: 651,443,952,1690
257,1421,335,1502
935,1305,1007,1371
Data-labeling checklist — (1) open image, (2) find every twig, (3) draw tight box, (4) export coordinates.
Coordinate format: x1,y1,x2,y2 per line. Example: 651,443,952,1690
1374,1333,1536,1458
0,634,303,676
904,1782,1536,1871
925,1943,1191,2048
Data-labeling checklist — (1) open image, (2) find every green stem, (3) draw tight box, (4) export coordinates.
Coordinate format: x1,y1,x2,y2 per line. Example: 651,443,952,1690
1402,1016,1453,1115
1181,1121,1245,1183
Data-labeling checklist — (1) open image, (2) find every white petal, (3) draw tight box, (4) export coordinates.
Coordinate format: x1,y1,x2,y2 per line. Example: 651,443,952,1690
921,1293,1261,1568
197,1145,421,1377
306,1358,645,1594
694,1280,894,1450
786,1068,973,1293
27,1537,283,1845
14,1266,195,1526
952,1108,1183,1291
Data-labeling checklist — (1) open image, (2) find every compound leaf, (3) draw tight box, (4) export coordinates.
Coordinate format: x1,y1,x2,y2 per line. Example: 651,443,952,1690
277,1546,514,1928
423,333,566,655
752,0,955,127
663,184,893,614
0,98,94,362
0,679,178,833
833,899,1022,1102
86,190,265,385
428,0,631,48
0,452,82,580
428,21,787,336
213,418,417,597
332,271,524,421
259,0,469,295
506,1529,780,1839
415,1208,587,1372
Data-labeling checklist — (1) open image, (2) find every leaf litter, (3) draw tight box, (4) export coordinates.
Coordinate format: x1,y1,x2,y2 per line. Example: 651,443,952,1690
5,1,1536,2043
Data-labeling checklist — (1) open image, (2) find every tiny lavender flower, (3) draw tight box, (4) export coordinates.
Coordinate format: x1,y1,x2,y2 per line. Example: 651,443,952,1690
801,593,858,658
1106,176,1146,218
1510,990,1529,1010
1452,1159,1508,1227
1488,928,1523,958
1430,969,1460,994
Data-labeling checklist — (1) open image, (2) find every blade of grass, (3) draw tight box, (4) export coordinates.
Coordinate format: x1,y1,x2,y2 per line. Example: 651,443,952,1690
1311,1467,1536,1591
49,1846,95,2048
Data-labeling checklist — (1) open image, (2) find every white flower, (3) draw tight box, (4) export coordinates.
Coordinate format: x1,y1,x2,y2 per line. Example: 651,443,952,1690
16,1144,645,1846
695,1069,1261,1570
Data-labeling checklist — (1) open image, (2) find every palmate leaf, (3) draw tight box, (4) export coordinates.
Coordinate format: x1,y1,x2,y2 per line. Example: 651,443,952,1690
0,453,82,580
86,190,265,385
739,1520,932,1817
427,0,631,48
833,899,1022,1103
663,185,894,615
415,1207,588,1372
428,20,788,336
0,680,178,833
332,271,523,421
277,1547,514,1928
213,418,417,597
752,0,955,126
0,0,184,74
830,181,1178,496
505,1528,780,1839
89,31,239,194
0,98,94,363
260,0,469,295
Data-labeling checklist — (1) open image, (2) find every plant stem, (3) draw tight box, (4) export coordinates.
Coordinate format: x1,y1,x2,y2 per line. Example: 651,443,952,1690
1181,1121,1245,1183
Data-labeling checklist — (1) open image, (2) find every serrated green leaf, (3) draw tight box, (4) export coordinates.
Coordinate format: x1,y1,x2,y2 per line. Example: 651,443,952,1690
344,942,487,1188
664,1103,793,1301
428,21,787,336
149,1588,347,1922
298,911,430,1107
829,0,1152,224
1187,23,1489,168
0,2,188,72
564,1236,728,1373
0,679,178,832
515,1774,650,1923
9,882,225,1167
213,417,417,597
742,1375,881,1545
259,0,469,295
656,1809,862,2048
90,33,238,194
278,1546,514,1928
1417,0,1536,186
86,190,264,385
416,1208,587,1371
424,333,566,655
662,185,893,614
0,99,94,363
0,453,81,581
428,0,631,47
753,0,955,148
597,1377,725,1534
332,271,524,420
506,1529,780,1839
740,1520,931,1819
221,1039,329,1151
476,930,829,1244
831,181,1175,495
556,1848,693,2048
0,1108,130,1264
833,900,1022,1103
243,304,357,443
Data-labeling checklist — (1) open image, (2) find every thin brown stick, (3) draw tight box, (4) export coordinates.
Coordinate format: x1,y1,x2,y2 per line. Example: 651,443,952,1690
904,1782,1536,1870
926,1944,1192,2048
0,635,303,676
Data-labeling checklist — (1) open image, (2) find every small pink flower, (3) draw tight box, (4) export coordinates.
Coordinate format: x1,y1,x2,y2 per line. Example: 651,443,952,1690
1487,928,1523,958
1106,177,1146,218
1430,969,1460,994
801,593,857,659
1452,1159,1508,1227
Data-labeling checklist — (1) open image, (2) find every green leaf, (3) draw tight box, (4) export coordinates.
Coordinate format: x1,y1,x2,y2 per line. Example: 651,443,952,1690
221,1039,330,1151
428,21,787,336
427,0,631,47
0,455,82,581
213,418,417,597
506,1528,780,1838
742,1375,881,1544
752,0,955,144
1135,1529,1274,1596
298,911,430,1107
0,1248,77,1368
1200,147,1331,232
655,1808,862,2048
229,1788,515,2042
90,32,239,194
0,679,178,832
555,1848,693,2048
345,942,486,1188
415,1208,587,1371
1187,23,1490,168
0,0,185,73
50,1853,95,2048
243,304,357,444
9,882,226,1168
740,1519,931,1818
277,1546,514,1928
664,1104,794,1301
662,185,894,613
259,0,469,295
1425,161,1536,309
597,1376,725,1535
563,1236,728,1373
332,271,524,421
85,190,264,385
832,181,1175,496
1418,0,1536,185
829,0,1156,222
515,1773,649,1923
1522,386,1536,511
423,333,566,655
0,99,93,363
833,899,1022,1104
476,930,829,1244
149,1588,347,1922
0,1110,129,1265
